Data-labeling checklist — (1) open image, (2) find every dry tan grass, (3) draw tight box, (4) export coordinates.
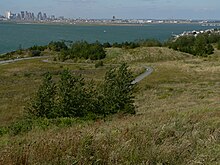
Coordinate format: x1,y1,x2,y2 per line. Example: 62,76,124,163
0,59,106,126
0,48,220,164
107,47,192,64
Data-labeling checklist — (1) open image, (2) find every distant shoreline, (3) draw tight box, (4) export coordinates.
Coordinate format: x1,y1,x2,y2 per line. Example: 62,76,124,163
1,20,220,27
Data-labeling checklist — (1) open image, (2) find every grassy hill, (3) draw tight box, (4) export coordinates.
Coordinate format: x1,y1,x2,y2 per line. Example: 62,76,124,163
0,47,220,164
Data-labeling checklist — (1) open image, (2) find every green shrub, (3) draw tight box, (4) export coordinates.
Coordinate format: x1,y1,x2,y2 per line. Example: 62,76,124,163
26,64,136,120
26,72,56,118
95,61,104,68
8,119,33,135
217,41,220,50
56,69,88,117
99,63,136,115
168,33,216,56
30,50,41,57
48,41,68,52
0,127,7,136
29,45,47,51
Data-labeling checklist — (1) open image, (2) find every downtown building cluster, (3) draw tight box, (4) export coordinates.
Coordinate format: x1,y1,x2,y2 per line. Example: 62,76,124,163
4,11,57,21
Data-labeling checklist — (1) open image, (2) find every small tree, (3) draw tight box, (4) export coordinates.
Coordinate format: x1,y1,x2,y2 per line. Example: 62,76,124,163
194,35,207,56
57,69,87,117
101,63,136,116
30,50,41,57
206,44,214,55
27,73,56,118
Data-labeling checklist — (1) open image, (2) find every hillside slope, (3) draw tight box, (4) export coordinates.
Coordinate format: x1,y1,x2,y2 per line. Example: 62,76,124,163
0,47,220,164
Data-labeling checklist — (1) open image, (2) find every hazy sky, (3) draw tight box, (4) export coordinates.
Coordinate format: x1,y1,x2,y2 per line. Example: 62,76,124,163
0,0,220,19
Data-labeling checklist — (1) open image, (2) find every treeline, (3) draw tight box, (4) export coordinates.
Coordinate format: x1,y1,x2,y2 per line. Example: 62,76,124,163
167,33,220,56
58,41,106,61
28,41,106,61
27,64,135,119
28,39,163,61
1,39,164,61
103,39,162,49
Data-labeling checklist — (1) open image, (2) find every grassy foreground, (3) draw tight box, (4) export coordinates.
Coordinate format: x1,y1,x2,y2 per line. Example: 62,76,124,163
0,47,220,164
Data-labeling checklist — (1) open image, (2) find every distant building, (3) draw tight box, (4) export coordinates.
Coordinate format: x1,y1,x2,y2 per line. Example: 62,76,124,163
59,16,65,20
21,11,25,20
31,13,35,20
43,13,47,20
50,15,56,20
5,11,12,19
37,12,43,20
17,13,21,20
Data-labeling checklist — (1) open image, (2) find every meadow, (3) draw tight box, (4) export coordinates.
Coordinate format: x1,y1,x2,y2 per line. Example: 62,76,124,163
0,47,220,164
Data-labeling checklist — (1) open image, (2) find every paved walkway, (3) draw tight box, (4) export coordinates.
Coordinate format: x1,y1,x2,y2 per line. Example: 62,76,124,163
0,56,153,84
131,66,153,84
0,56,48,65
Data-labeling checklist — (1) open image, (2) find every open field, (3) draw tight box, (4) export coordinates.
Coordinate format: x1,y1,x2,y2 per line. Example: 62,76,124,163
0,47,220,164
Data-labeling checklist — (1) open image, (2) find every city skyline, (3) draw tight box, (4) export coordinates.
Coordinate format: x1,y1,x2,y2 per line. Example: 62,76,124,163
0,0,220,20
3,10,59,21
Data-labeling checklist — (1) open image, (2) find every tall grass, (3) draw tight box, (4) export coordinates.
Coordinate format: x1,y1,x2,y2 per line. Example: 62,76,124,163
0,47,220,164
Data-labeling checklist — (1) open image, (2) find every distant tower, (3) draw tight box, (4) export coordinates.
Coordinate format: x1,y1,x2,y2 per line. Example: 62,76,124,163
43,13,47,20
31,13,35,20
17,13,21,20
25,11,29,20
21,11,25,20
113,16,116,20
5,11,12,19
37,12,43,20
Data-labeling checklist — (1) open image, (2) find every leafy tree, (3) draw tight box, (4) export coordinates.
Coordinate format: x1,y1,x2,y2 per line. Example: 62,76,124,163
27,64,136,119
29,45,47,51
48,41,68,52
103,42,112,48
112,42,122,48
59,49,69,62
65,41,106,60
206,44,214,55
27,73,56,118
168,33,217,56
100,63,136,116
30,50,41,57
194,35,207,56
57,69,87,117
95,61,104,68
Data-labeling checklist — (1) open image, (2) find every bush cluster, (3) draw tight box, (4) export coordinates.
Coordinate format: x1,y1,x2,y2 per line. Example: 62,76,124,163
59,41,106,61
48,41,68,52
26,64,135,119
29,45,47,51
167,33,220,56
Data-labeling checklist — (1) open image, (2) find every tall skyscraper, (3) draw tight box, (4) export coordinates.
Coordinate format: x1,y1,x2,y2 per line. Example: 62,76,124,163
31,13,35,20
21,11,25,20
5,11,12,19
37,12,43,20
43,13,47,20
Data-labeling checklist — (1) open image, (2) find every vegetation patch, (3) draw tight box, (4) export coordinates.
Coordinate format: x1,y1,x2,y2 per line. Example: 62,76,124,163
26,63,135,120
167,32,220,56
1,40,220,164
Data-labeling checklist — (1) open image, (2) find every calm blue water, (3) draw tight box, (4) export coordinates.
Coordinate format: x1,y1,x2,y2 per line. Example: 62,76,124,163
0,22,216,54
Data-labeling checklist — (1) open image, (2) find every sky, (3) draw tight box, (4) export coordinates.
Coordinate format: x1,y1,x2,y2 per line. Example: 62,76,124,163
0,0,220,20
